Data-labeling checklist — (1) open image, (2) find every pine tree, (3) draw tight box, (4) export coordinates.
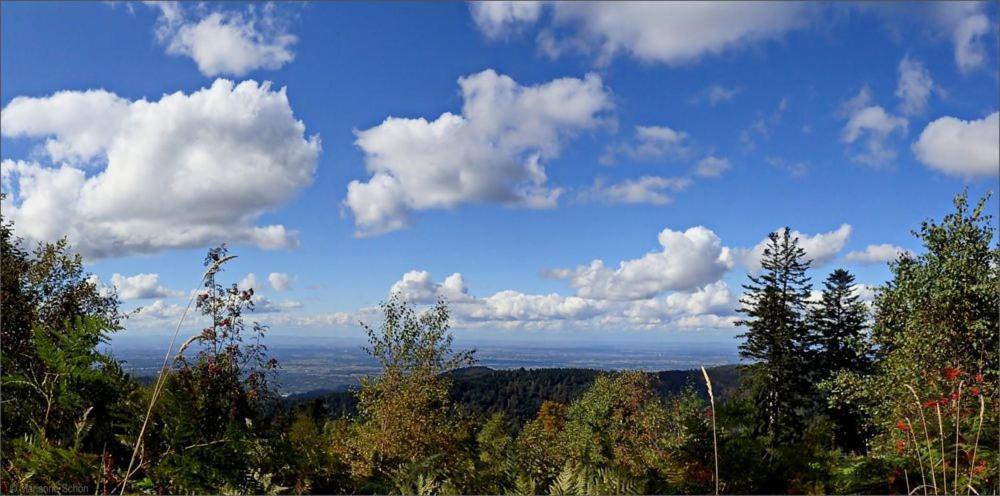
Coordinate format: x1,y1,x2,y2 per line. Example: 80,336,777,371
736,228,814,443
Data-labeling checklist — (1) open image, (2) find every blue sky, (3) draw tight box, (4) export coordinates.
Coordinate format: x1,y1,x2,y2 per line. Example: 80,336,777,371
1,2,997,345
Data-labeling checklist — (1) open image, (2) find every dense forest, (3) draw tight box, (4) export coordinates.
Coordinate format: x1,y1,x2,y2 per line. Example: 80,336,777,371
1,191,997,495
286,365,741,424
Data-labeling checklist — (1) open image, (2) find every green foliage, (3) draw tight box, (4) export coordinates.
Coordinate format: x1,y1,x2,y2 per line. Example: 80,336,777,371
339,294,477,489
1,208,134,494
809,268,873,451
4,190,999,494
136,245,283,494
736,228,816,443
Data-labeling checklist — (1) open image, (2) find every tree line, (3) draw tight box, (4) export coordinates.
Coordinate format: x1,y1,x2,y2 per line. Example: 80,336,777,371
1,192,997,494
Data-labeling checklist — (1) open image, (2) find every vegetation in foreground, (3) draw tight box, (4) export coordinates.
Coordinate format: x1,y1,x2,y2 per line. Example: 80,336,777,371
1,191,997,495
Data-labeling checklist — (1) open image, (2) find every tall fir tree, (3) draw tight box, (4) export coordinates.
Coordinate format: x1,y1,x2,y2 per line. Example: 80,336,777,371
736,228,814,443
808,269,871,378
808,268,872,451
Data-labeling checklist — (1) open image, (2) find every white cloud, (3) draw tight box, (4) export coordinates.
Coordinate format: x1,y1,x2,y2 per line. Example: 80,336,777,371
937,3,992,73
896,56,934,116
268,272,292,291
108,273,184,300
374,270,737,331
0,79,320,258
389,270,470,304
469,1,543,39
476,2,813,66
239,273,259,292
253,295,303,313
544,226,734,301
580,176,690,205
845,244,914,265
344,69,611,236
912,112,999,179
601,125,688,164
149,2,297,77
739,224,852,270
840,87,908,166
695,156,731,178
624,281,735,324
135,299,187,321
692,84,741,106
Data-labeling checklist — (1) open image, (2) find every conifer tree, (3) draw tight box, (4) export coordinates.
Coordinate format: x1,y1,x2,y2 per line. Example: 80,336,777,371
808,268,872,451
809,269,871,379
736,228,814,443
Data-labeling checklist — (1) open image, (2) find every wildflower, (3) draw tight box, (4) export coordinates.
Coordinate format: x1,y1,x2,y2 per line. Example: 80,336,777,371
971,387,981,396
896,420,909,432
923,399,939,409
944,367,961,381
951,391,960,401
895,439,906,454
975,373,984,383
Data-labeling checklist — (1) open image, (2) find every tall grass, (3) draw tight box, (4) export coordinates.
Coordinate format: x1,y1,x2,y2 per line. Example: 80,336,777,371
701,366,719,496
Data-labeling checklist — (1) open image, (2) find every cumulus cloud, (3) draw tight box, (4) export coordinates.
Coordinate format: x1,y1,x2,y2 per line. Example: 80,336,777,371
896,56,934,116
370,269,737,331
474,2,813,66
600,125,688,165
544,226,734,301
0,79,320,258
389,270,471,304
149,2,297,77
839,87,908,166
695,156,731,178
469,1,543,39
111,273,184,300
253,295,303,313
624,281,735,324
344,69,612,236
135,299,187,321
912,112,999,179
738,224,852,270
845,244,914,265
268,272,292,291
580,176,690,205
88,273,184,300
239,273,259,292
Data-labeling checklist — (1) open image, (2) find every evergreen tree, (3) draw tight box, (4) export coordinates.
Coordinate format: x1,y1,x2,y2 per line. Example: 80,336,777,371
809,269,871,379
808,268,872,451
736,228,814,443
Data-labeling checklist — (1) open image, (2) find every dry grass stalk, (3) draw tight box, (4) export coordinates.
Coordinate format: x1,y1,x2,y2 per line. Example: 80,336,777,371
935,402,947,495
701,366,719,496
966,394,986,495
905,417,928,496
907,384,939,494
954,382,962,492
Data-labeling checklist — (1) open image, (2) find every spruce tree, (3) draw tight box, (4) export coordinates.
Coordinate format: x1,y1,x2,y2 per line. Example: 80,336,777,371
809,269,871,379
736,228,814,443
808,268,872,451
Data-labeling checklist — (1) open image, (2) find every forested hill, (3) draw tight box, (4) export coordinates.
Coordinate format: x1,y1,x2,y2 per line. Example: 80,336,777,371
286,364,740,423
